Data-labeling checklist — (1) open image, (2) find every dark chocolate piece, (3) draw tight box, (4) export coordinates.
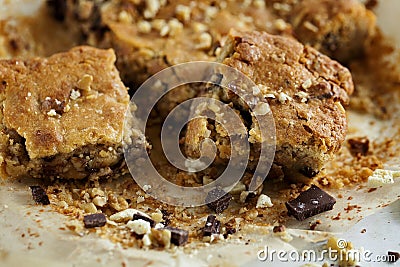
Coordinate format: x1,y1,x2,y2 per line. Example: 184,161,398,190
273,225,286,233
203,215,221,236
388,251,400,263
300,166,319,178
83,213,107,228
223,226,236,239
348,137,369,157
285,185,336,221
165,227,188,246
206,188,232,213
29,186,50,205
132,213,155,228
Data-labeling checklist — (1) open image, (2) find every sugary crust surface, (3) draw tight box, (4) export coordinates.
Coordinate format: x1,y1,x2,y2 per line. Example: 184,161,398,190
0,46,142,179
49,0,281,88
185,31,354,180
1,46,128,158
287,0,376,63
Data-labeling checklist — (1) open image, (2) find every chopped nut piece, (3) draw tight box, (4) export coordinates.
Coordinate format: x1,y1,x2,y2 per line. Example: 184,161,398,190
367,169,400,188
142,234,152,247
302,78,312,89
137,20,152,34
133,213,155,228
127,219,151,235
151,211,163,224
47,109,57,117
80,202,97,213
77,74,93,91
256,194,273,208
92,196,107,207
150,228,171,248
175,4,191,22
70,89,81,100
109,209,150,223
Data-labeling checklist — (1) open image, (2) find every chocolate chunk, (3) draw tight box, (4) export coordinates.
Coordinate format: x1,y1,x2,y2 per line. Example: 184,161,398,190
348,137,369,157
83,213,107,228
203,215,221,236
206,188,232,213
47,0,67,21
29,186,50,205
223,226,236,239
132,213,155,228
273,225,286,233
165,227,188,246
285,185,336,221
388,251,400,263
300,166,319,178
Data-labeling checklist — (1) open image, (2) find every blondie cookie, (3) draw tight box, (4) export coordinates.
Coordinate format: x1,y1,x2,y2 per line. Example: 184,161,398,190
185,30,354,181
267,0,376,63
0,46,146,179
47,0,280,89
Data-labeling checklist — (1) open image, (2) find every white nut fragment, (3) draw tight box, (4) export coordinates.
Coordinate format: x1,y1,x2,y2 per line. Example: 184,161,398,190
253,102,270,116
142,233,152,246
175,4,191,22
137,196,145,203
303,21,319,33
80,202,97,213
274,19,288,31
137,20,152,33
109,208,150,223
142,184,152,191
278,92,292,104
77,74,93,91
168,19,183,36
127,219,151,235
47,109,57,117
195,32,212,50
70,89,81,100
295,91,309,103
92,196,107,207
144,0,161,19
239,191,250,203
301,78,312,90
256,194,273,208
151,228,171,247
367,169,400,188
151,211,163,224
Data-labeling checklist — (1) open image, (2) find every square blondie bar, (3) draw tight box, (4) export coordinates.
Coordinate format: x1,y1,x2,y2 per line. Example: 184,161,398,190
185,31,354,182
0,46,146,179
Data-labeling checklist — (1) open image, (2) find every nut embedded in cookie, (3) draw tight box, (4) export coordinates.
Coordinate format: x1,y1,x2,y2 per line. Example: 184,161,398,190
185,30,354,182
0,46,147,180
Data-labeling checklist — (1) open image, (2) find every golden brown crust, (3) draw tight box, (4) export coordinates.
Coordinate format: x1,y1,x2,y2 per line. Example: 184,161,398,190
287,0,376,63
185,30,354,181
0,46,142,179
49,0,281,88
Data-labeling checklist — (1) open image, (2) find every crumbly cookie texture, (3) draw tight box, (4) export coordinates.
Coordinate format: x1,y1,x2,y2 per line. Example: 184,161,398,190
272,0,376,63
47,0,281,88
185,30,354,181
0,46,146,179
